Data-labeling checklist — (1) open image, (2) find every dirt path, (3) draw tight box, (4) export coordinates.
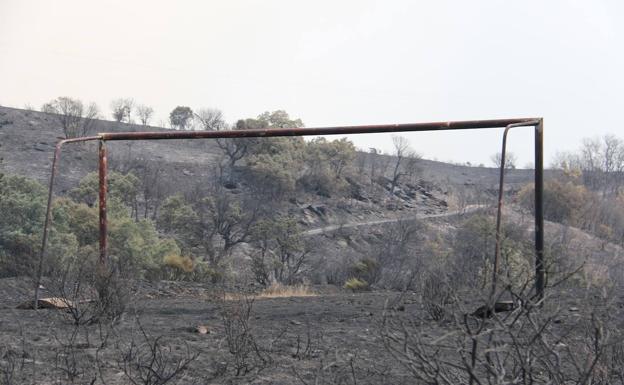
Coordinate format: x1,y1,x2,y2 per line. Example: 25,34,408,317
303,204,484,236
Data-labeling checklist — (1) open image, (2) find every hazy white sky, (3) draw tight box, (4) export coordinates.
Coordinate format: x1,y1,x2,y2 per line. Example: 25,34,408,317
1,0,622,166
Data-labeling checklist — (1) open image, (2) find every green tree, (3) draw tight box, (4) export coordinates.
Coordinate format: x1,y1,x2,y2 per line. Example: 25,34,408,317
109,217,179,277
216,112,303,169
52,198,99,247
300,137,356,196
236,111,307,196
0,175,78,276
0,172,178,279
257,110,304,128
251,216,309,286
246,137,307,198
158,187,258,274
324,138,356,178
66,174,180,277
68,173,179,277
235,117,269,130
217,111,306,182
215,118,266,169
308,137,355,178
157,194,199,252
169,106,194,130
70,171,140,218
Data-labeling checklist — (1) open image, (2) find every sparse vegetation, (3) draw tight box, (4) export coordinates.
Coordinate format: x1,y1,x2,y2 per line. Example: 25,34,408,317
256,283,316,298
219,294,272,376
1,105,624,383
389,136,421,194
169,106,194,130
343,277,369,291
41,97,100,138
251,216,310,286
135,104,154,126
421,270,453,321
110,98,134,123
117,319,199,385
195,108,225,131
490,151,517,169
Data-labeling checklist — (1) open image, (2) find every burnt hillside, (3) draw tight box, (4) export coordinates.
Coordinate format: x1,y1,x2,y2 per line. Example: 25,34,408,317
0,105,540,198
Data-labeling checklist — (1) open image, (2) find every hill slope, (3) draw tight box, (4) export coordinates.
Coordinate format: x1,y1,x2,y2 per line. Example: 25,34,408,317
0,106,223,195
0,105,540,196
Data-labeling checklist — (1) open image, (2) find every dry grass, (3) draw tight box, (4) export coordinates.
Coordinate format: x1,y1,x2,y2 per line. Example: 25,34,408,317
257,283,316,298
223,283,316,301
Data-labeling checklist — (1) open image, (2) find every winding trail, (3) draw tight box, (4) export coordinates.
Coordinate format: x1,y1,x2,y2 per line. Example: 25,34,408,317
303,204,485,236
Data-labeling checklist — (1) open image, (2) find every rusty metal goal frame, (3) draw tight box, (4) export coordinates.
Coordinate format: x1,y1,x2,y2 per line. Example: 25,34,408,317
35,118,545,307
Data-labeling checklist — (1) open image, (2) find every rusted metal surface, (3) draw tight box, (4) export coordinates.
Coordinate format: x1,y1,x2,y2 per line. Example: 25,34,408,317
98,140,108,267
34,135,101,309
39,118,546,304
491,120,541,299
98,118,540,141
535,120,545,303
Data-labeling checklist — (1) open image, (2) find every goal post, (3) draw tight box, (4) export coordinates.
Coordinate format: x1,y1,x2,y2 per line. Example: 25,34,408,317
36,118,545,307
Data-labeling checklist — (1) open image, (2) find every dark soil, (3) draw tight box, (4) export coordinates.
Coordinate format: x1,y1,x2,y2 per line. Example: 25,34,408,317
0,277,612,385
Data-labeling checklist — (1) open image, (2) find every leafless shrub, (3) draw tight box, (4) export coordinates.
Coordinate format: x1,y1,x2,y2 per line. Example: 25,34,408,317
117,319,198,385
491,151,517,169
371,219,424,290
219,294,271,376
0,323,34,385
93,269,130,323
0,346,20,385
603,339,624,383
42,97,100,138
195,108,225,131
51,312,120,384
313,251,355,286
381,282,624,385
53,325,90,384
292,350,360,385
389,136,422,194
92,320,118,384
53,259,129,325
291,326,323,361
54,258,98,325
422,271,454,321
110,98,134,123
136,104,154,126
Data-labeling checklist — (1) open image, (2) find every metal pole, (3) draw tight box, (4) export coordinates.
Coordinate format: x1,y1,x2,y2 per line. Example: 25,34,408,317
535,120,545,302
37,118,545,306
492,126,511,295
97,117,548,301
25,118,546,307
98,140,108,268
34,136,100,309
33,142,62,310
98,118,541,141
492,120,541,298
